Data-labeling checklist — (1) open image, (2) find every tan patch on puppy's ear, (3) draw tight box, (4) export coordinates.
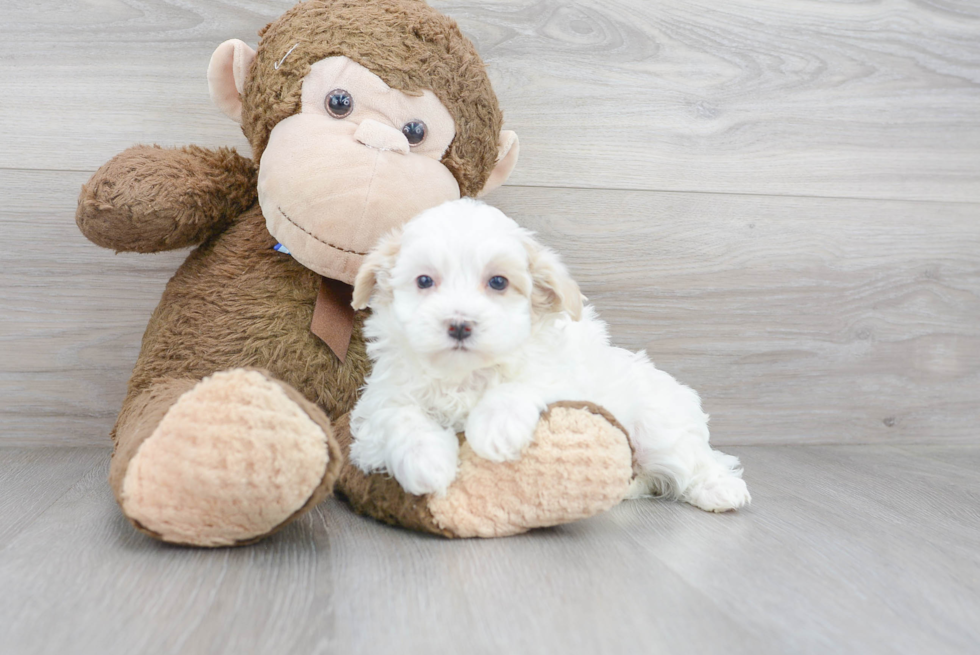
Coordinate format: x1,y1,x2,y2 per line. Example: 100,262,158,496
352,230,402,310
523,233,583,321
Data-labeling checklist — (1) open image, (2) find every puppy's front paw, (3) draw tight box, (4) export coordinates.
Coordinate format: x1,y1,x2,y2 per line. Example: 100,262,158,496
465,397,543,462
389,431,459,496
684,475,751,513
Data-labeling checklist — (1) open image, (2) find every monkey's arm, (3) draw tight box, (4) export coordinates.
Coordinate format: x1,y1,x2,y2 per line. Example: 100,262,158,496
76,145,257,252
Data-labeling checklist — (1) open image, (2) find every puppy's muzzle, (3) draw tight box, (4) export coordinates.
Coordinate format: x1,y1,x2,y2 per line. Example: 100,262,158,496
447,320,473,342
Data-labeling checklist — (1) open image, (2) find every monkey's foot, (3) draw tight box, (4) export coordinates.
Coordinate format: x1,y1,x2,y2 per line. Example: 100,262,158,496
428,402,635,537
119,369,340,546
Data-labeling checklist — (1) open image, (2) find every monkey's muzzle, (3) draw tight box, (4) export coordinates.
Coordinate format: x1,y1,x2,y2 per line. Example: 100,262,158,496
258,114,461,284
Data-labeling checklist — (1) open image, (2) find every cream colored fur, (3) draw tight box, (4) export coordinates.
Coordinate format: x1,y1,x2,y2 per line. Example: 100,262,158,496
427,405,634,537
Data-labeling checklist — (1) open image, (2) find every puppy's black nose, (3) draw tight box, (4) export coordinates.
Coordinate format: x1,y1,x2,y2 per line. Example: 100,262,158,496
447,321,473,341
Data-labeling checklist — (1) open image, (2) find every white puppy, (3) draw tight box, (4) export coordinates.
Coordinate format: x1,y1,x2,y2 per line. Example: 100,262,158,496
349,199,750,512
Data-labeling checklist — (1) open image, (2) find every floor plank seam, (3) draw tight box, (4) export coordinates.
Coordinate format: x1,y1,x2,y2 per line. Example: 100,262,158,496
500,183,980,207
0,166,101,174
6,167,980,208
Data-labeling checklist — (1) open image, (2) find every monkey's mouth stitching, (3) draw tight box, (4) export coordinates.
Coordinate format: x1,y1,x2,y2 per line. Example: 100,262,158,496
276,206,368,256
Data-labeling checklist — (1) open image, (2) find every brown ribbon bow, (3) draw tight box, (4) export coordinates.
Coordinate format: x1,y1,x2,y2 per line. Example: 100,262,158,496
310,277,355,362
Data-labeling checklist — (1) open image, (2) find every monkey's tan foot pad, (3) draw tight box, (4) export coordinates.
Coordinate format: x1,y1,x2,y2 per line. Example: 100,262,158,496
120,369,338,547
428,402,634,538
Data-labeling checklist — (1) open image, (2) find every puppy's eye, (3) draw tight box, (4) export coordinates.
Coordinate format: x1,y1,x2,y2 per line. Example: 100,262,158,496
416,275,434,289
325,89,353,118
402,121,426,146
488,276,508,291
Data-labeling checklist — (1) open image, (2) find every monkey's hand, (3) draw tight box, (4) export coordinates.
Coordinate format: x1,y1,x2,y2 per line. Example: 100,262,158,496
76,145,257,252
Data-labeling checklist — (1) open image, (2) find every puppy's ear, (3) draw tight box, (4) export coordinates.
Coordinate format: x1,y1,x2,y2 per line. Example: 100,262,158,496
522,233,583,321
352,230,402,310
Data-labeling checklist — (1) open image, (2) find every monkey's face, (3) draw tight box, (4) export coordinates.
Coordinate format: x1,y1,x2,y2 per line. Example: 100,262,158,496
258,57,462,284
209,26,519,285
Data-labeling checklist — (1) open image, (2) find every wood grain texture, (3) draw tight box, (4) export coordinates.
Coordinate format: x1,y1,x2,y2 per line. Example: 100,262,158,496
1,0,978,201
488,186,980,446
0,445,977,654
0,447,105,548
0,170,188,446
2,3,977,652
3,169,976,445
613,443,980,655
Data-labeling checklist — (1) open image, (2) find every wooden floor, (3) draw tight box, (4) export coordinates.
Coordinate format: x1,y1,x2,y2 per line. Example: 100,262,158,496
0,445,977,655
1,1,979,653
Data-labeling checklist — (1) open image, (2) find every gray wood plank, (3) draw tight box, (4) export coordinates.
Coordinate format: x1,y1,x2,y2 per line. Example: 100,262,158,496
0,445,977,654
1,0,979,201
0,170,188,446
619,444,980,655
0,448,765,655
893,444,980,482
0,447,105,548
4,169,975,446
489,186,980,446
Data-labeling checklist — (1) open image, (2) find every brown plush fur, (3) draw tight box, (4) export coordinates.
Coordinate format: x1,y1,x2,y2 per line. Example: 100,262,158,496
77,0,631,545
77,145,257,253
87,147,440,541
122,203,369,415
243,0,503,197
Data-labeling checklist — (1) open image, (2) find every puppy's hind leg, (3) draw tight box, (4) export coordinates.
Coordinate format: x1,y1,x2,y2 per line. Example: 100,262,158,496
634,432,751,512
627,376,750,512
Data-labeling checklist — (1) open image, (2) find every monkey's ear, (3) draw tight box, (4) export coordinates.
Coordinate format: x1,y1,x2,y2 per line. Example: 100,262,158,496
477,131,520,197
207,39,257,123
352,230,403,310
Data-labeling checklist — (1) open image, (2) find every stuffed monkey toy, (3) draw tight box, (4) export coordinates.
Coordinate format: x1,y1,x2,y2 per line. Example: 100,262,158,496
76,0,635,547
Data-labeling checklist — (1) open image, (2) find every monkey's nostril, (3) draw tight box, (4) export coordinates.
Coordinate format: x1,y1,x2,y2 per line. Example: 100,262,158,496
447,321,473,341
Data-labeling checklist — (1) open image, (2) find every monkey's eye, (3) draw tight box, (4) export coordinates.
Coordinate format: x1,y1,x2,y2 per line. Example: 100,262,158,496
325,89,353,118
402,121,427,146
416,275,435,289
488,276,508,291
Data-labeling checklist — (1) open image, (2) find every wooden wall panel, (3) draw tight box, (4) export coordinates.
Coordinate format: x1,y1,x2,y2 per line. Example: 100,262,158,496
1,0,978,201
2,171,975,445
491,186,980,445
0,170,188,445
1,0,977,445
